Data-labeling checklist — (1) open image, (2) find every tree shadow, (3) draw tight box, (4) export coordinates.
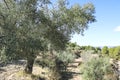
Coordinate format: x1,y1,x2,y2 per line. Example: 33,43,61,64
0,59,27,67
60,70,83,80
0,68,6,73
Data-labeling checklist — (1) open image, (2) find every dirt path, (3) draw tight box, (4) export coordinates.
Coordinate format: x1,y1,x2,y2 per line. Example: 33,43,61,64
61,58,83,80
69,58,83,80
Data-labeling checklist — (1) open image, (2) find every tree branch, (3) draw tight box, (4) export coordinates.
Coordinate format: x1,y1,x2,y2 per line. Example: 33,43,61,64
3,0,10,10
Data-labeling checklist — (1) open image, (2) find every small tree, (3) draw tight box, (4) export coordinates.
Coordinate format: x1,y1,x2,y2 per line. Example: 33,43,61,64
101,46,109,55
113,46,120,60
95,47,101,53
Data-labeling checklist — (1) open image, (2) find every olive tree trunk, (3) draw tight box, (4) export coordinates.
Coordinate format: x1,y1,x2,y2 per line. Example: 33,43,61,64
24,55,36,74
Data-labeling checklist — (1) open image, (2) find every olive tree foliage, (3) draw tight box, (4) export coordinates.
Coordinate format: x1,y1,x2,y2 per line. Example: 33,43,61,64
0,0,96,73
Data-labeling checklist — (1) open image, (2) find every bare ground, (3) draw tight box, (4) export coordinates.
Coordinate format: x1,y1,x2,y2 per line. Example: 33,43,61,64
0,58,83,80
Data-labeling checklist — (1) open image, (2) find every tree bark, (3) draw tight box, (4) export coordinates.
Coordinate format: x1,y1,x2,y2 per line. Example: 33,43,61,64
24,55,36,74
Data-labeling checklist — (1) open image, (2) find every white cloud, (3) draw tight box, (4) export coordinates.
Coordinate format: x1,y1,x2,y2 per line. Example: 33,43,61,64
114,26,120,32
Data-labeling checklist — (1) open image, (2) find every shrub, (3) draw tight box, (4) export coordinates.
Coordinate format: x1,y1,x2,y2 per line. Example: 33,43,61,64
55,51,75,63
82,57,115,80
101,46,109,55
108,46,120,60
81,50,99,63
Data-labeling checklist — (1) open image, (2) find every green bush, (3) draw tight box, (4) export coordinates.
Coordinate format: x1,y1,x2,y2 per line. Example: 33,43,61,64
55,51,75,63
82,57,115,80
81,50,98,63
101,46,109,55
108,46,120,60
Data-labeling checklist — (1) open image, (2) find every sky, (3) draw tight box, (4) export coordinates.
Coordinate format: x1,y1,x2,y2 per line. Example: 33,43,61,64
69,0,120,47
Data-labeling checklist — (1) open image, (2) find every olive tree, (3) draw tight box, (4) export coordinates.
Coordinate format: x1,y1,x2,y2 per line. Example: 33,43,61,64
0,0,96,74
